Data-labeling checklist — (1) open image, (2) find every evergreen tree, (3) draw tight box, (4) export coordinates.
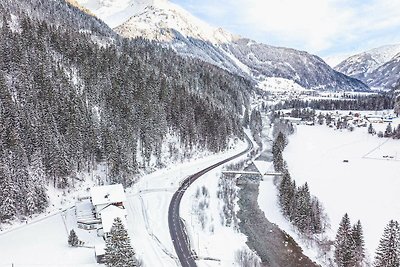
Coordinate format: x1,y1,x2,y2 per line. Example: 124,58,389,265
335,213,355,267
278,170,294,217
272,132,287,172
0,162,17,221
384,123,393,138
310,197,323,234
368,123,375,135
68,229,80,247
394,95,400,117
317,113,324,125
242,107,250,128
293,183,312,234
105,217,137,267
352,220,366,267
374,220,400,267
394,124,400,139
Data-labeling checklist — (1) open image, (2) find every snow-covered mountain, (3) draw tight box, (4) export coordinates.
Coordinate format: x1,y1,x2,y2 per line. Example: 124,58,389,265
224,39,367,91
335,44,400,89
76,0,369,91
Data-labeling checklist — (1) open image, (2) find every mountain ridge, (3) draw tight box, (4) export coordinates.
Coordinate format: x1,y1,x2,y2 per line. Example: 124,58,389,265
76,0,369,92
335,44,400,89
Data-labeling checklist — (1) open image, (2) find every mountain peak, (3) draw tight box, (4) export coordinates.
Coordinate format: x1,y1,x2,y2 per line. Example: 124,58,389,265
335,43,400,89
76,0,166,28
114,2,238,44
76,0,368,92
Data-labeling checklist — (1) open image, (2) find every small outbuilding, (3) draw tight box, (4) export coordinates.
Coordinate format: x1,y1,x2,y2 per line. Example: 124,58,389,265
95,243,106,263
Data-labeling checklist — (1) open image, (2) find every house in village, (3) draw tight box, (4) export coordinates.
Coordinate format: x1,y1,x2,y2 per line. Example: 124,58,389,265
98,204,128,239
90,184,126,218
75,184,129,264
366,114,383,123
95,243,106,264
282,116,302,125
76,183,128,240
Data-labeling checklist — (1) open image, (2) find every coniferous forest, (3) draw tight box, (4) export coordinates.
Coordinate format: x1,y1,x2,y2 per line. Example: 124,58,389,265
0,0,252,221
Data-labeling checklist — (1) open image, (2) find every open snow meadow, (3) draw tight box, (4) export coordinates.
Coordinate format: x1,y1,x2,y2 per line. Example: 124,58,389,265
0,139,249,267
280,122,400,256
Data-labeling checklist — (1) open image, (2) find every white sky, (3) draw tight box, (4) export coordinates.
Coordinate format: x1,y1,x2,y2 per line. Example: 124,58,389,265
172,0,400,61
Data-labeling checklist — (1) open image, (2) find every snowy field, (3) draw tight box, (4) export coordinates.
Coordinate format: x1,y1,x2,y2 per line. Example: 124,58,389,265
125,137,249,266
277,123,400,258
0,208,103,267
179,154,256,267
0,138,250,267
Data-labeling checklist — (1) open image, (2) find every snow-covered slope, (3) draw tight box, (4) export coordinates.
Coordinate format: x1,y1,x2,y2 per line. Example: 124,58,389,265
76,0,369,92
74,0,165,28
224,38,368,91
114,2,237,44
335,44,400,89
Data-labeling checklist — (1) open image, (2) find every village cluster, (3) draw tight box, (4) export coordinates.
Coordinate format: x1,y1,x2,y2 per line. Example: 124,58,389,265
281,110,395,129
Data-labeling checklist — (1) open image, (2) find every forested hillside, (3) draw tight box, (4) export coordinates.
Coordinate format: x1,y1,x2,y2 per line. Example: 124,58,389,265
0,0,252,222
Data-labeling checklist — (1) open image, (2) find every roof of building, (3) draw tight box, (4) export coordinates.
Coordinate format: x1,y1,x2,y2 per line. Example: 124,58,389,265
100,205,128,233
90,184,126,206
76,199,100,224
95,243,106,256
253,160,273,175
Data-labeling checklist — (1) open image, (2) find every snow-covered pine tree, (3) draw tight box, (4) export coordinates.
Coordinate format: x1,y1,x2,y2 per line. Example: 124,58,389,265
242,107,250,128
272,132,287,172
384,123,393,138
352,220,366,267
394,94,400,117
335,213,355,267
288,179,297,223
0,162,17,221
394,124,400,139
29,150,48,212
293,183,312,234
317,113,324,125
25,179,38,215
105,217,137,267
310,197,323,234
68,229,79,247
278,170,294,217
249,109,263,145
374,220,400,267
368,123,375,135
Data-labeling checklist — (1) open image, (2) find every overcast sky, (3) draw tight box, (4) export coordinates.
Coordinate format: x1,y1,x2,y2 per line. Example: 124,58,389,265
171,0,400,62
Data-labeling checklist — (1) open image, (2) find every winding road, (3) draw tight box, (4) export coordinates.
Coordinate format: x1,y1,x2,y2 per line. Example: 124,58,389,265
168,136,253,267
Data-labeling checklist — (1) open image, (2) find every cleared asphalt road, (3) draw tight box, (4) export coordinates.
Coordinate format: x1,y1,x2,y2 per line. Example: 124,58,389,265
168,136,253,267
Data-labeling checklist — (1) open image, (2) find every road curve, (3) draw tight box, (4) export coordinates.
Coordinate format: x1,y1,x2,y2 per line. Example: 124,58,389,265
168,135,253,267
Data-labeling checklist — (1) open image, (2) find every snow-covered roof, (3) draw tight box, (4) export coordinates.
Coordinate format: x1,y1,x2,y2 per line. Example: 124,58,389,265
100,205,128,233
95,243,106,256
90,184,126,206
253,160,273,175
282,117,302,121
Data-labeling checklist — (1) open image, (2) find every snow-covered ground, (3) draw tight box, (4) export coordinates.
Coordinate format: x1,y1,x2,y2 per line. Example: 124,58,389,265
179,156,256,266
271,123,400,260
126,137,252,266
0,208,103,266
0,138,251,266
258,170,327,265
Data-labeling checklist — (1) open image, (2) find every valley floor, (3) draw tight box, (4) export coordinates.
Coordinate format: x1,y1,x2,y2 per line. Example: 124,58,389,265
0,140,249,267
282,123,400,258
